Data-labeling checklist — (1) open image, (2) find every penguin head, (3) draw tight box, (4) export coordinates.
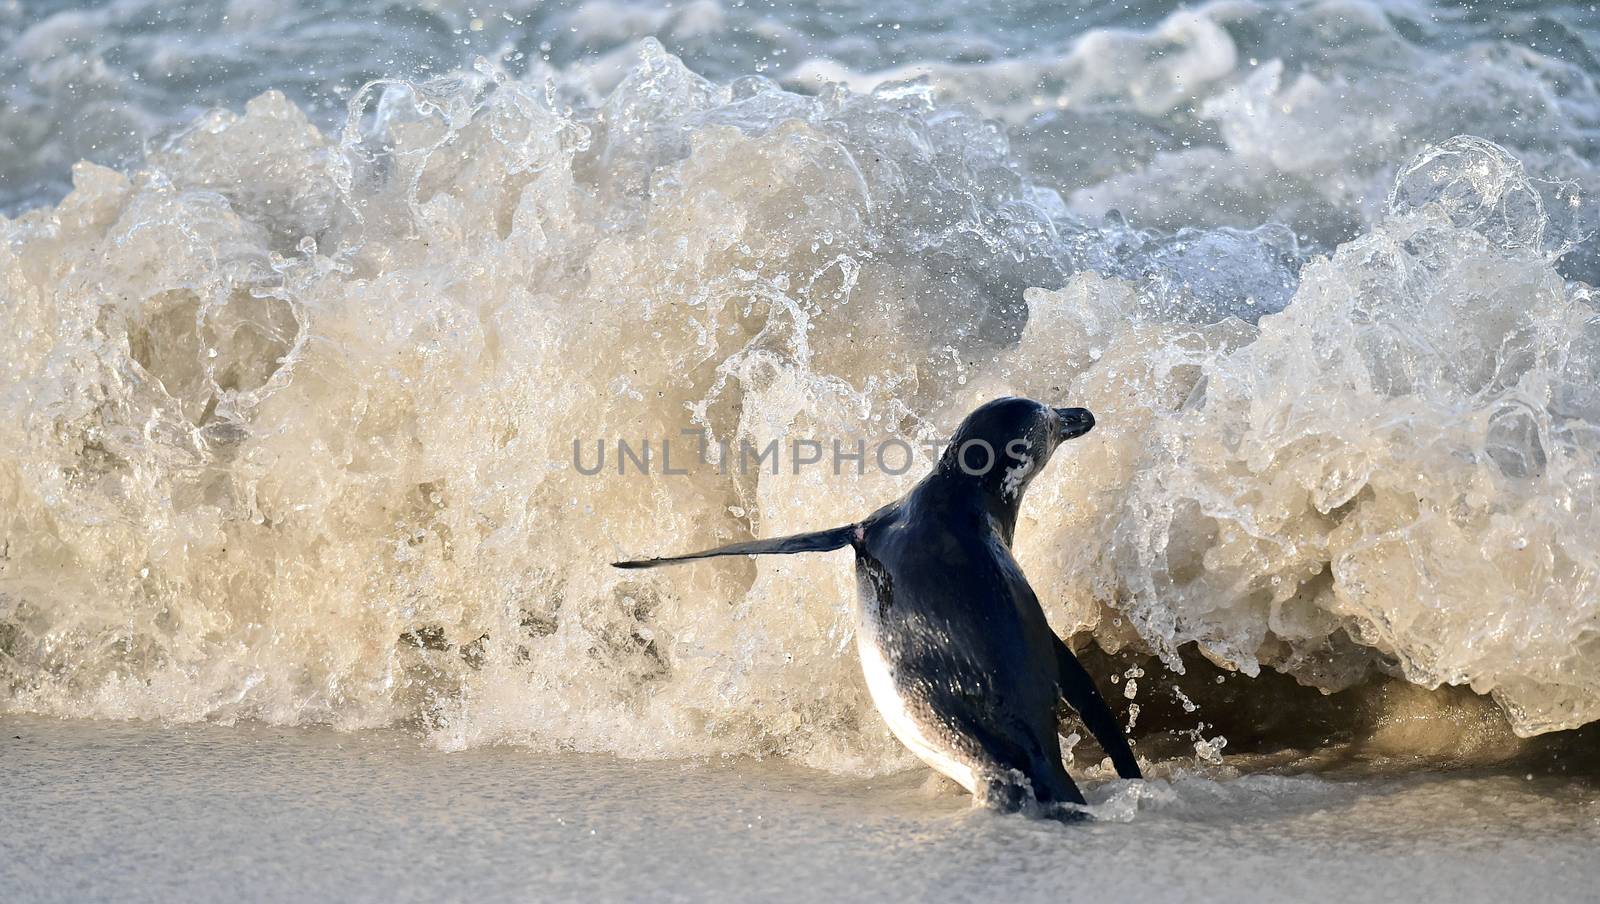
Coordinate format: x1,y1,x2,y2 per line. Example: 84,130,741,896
936,397,1095,504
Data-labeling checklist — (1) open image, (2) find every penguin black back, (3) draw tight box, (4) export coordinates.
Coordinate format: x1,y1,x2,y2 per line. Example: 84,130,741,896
613,397,1139,816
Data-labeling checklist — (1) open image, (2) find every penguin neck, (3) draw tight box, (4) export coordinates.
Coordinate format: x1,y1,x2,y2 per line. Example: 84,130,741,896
922,468,1023,548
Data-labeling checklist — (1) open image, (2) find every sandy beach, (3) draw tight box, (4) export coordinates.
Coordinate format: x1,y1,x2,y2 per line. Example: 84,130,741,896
6,716,1598,903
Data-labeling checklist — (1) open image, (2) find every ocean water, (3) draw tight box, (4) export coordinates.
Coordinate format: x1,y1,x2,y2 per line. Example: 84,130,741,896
3,0,1600,897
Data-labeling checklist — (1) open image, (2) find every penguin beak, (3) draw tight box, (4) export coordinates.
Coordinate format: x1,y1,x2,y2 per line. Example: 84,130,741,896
1055,407,1096,441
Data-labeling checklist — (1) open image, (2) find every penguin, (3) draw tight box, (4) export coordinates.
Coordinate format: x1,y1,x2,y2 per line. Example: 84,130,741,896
615,397,1141,816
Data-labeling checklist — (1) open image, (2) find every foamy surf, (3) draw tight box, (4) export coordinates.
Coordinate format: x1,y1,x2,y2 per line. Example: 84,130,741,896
1,6,1598,777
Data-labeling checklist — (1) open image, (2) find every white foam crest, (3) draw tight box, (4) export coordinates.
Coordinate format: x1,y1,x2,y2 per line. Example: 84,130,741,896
0,45,1074,770
1011,137,1600,737
1,39,1596,768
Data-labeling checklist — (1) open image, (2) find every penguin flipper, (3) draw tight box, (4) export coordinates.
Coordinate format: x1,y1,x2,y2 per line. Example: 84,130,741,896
612,525,857,569
1053,635,1143,780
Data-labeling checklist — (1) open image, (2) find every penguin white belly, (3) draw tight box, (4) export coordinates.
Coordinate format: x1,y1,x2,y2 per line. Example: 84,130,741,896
854,629,977,793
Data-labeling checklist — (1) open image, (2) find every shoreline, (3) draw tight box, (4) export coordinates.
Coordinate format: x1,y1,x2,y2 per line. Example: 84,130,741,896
6,716,1598,903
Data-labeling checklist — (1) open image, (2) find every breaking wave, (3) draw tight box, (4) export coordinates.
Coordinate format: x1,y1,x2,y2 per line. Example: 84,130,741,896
3,8,1599,771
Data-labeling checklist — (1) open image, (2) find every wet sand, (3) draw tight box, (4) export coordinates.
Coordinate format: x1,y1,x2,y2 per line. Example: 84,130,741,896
4,716,1598,903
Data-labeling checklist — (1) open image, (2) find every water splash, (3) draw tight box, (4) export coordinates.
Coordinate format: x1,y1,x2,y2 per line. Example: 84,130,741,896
1012,138,1600,738
1,42,1596,770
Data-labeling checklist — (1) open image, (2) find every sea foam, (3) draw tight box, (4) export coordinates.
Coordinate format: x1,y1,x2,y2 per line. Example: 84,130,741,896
1,40,1595,768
